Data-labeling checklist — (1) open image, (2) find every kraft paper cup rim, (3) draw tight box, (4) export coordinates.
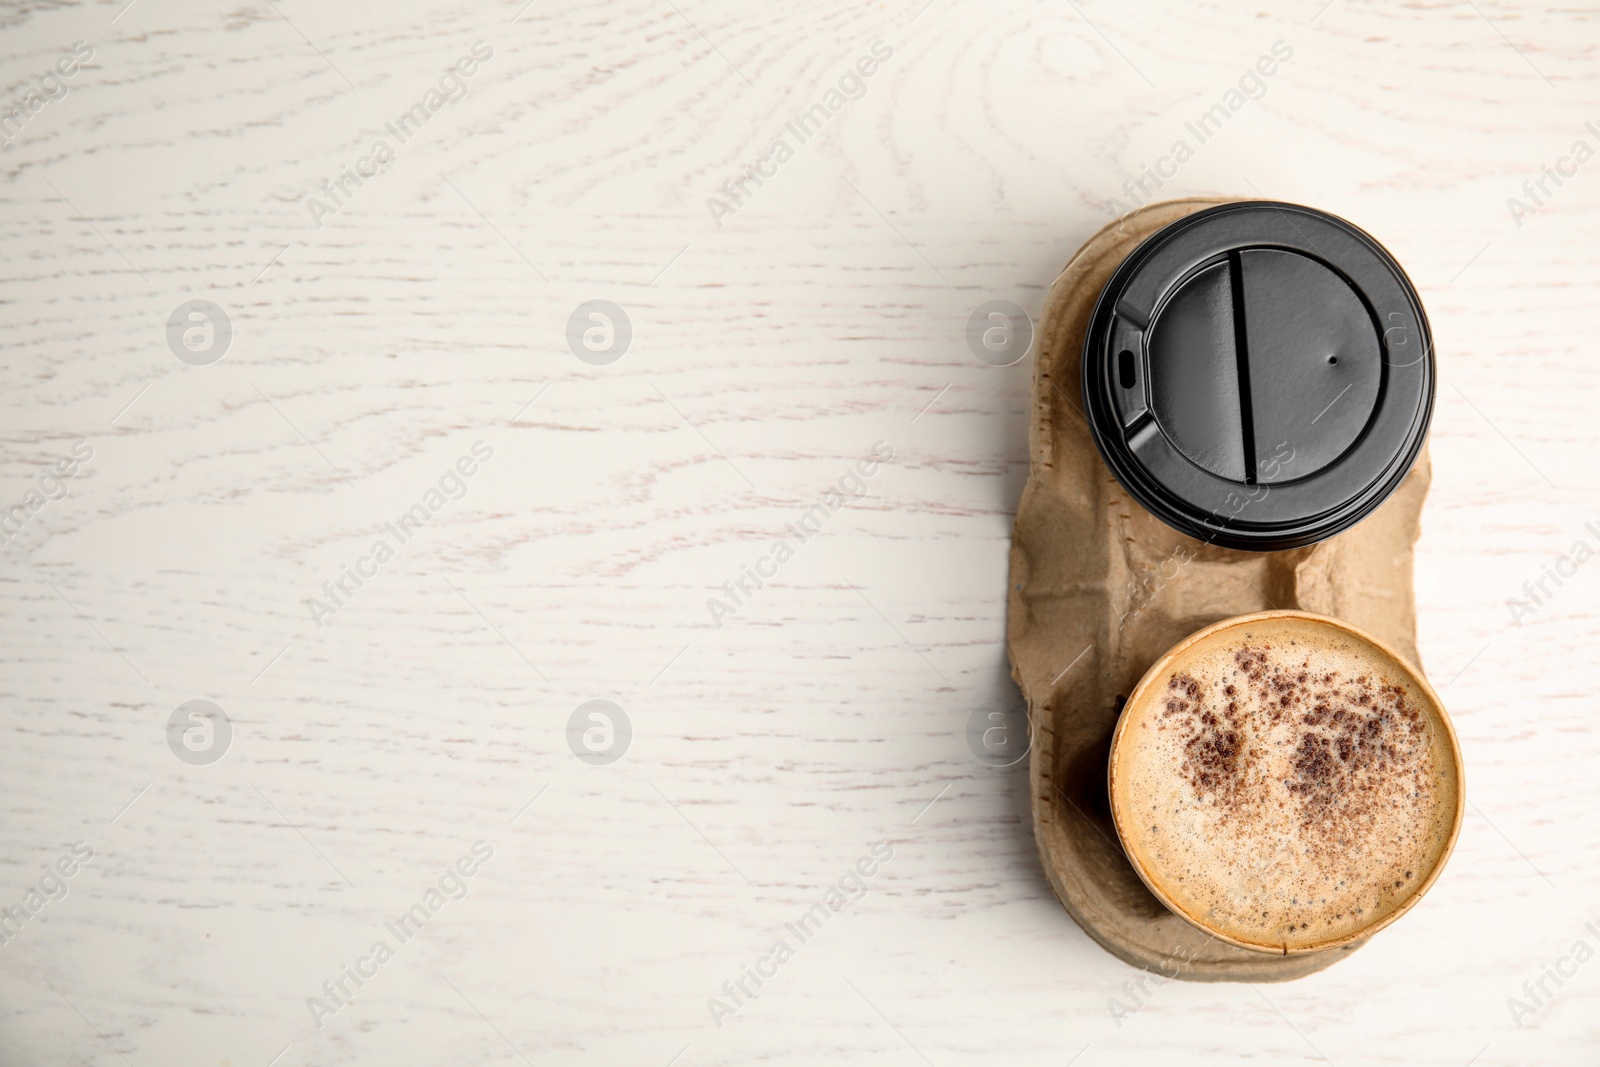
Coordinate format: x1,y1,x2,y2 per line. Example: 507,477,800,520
1106,609,1466,956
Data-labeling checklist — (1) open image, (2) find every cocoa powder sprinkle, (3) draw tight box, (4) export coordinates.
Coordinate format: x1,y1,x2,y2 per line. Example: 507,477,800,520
1125,633,1450,946
1165,645,1430,858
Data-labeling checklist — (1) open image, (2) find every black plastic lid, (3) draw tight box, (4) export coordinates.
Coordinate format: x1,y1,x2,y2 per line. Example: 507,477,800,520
1081,201,1433,551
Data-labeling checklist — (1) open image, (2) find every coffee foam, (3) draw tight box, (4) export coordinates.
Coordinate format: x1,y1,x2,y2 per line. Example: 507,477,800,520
1111,616,1459,952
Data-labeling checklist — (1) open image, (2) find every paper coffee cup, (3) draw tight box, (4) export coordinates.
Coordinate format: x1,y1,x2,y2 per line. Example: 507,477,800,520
1080,202,1434,551
1106,610,1464,954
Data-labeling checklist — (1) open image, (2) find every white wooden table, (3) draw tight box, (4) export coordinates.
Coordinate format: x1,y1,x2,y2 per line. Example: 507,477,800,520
2,1,1596,1063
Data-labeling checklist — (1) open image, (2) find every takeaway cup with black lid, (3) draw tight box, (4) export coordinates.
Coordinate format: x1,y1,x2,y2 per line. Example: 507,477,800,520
1081,201,1433,551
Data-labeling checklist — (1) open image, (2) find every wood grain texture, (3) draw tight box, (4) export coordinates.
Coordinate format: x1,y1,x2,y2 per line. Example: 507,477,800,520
0,0,1597,1064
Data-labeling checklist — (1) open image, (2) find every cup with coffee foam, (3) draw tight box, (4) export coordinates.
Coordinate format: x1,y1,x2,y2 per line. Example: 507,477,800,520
1107,610,1464,954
